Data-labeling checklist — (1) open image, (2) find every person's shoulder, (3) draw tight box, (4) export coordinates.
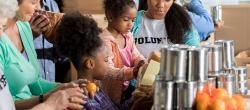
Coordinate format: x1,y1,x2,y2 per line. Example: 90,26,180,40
184,26,200,46
100,29,116,42
17,21,30,28
123,32,134,42
136,10,145,20
132,10,145,36
16,21,32,34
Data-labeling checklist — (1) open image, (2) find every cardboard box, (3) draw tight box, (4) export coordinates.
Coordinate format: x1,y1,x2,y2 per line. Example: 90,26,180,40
215,4,250,55
235,50,250,66
235,50,250,78
63,0,104,14
62,0,107,28
247,64,250,78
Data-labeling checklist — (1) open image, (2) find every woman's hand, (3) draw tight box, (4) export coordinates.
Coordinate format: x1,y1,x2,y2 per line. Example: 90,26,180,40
215,20,224,30
43,87,87,110
51,79,96,100
73,79,99,99
29,10,50,37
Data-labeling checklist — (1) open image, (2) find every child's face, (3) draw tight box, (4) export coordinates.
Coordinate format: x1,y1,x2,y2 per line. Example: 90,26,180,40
111,7,137,33
92,46,109,80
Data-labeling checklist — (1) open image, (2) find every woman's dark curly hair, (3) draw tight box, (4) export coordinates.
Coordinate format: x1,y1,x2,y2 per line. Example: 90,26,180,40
103,0,136,20
138,0,192,44
165,3,192,44
56,12,103,71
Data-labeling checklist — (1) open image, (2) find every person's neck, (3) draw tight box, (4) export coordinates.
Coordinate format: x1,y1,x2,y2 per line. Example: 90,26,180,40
6,19,16,28
107,25,120,39
5,19,19,38
78,70,95,82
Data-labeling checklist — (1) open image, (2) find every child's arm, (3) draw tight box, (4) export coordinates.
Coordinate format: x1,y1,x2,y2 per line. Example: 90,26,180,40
103,37,144,81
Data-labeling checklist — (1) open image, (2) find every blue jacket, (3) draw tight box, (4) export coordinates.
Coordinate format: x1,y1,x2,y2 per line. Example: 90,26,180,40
187,0,215,41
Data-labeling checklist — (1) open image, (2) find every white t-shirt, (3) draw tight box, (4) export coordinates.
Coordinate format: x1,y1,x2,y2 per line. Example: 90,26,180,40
0,70,15,110
134,12,168,58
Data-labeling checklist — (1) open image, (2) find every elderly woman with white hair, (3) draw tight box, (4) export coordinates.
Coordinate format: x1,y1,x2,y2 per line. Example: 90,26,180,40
0,0,87,110
0,0,18,35
0,0,18,109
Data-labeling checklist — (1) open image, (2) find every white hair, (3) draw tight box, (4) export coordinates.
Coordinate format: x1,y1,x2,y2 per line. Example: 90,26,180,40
0,0,18,18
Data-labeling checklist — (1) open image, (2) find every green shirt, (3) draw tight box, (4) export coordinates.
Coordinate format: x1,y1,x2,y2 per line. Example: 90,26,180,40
0,21,57,101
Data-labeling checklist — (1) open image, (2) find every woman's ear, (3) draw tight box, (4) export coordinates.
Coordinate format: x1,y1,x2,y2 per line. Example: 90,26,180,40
84,58,95,70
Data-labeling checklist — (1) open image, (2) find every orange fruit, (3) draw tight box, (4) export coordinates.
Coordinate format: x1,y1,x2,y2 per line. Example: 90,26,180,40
233,94,246,110
211,88,228,101
210,98,226,110
86,82,97,93
225,97,237,110
196,92,210,110
203,82,216,96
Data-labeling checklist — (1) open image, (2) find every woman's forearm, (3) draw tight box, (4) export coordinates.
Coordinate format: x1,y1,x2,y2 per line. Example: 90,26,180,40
30,102,54,110
15,94,50,110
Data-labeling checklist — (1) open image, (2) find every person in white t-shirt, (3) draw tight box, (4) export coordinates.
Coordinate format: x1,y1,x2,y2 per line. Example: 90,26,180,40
132,0,200,58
